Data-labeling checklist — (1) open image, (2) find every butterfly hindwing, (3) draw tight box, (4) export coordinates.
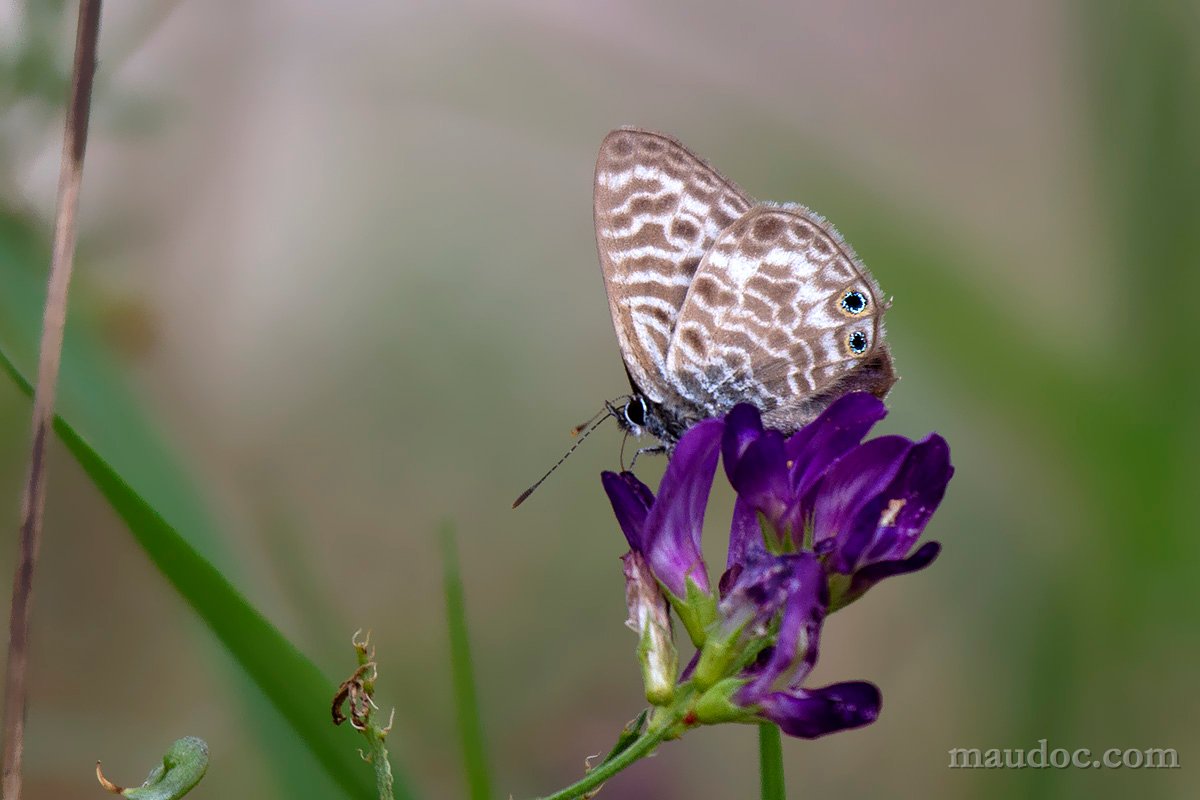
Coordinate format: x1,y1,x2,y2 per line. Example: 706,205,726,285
664,204,895,428
594,128,753,404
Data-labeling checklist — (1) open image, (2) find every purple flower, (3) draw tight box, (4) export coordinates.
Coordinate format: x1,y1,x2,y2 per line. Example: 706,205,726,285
602,419,723,644
599,392,952,740
722,394,887,561
695,552,820,689
810,431,951,608
727,553,826,697
755,682,882,738
688,551,882,738
722,394,953,609
706,551,881,738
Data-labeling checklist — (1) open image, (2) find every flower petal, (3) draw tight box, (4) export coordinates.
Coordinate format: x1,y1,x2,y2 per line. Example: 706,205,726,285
714,553,797,646
722,405,794,532
786,392,888,498
862,434,954,564
738,553,826,698
724,496,766,573
810,435,914,573
847,541,941,601
699,552,814,688
758,681,882,739
722,404,765,472
679,649,701,682
726,429,791,530
601,470,654,552
642,418,723,597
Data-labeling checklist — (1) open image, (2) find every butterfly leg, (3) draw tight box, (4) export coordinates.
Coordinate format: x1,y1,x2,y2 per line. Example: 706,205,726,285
628,444,667,472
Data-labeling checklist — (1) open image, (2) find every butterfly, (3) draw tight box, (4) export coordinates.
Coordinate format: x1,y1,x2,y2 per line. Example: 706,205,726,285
594,127,897,448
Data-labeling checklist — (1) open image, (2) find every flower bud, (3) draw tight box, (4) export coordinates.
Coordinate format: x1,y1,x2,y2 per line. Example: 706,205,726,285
623,552,677,706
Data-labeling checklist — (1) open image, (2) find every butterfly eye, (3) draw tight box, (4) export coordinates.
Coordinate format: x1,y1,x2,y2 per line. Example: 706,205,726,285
847,330,869,355
840,290,868,315
624,397,647,428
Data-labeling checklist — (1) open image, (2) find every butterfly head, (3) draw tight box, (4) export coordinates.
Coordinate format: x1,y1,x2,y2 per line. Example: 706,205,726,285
605,393,689,451
607,394,650,437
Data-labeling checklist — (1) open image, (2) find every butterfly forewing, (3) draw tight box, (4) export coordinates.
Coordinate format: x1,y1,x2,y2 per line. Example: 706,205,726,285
664,204,895,428
594,128,753,403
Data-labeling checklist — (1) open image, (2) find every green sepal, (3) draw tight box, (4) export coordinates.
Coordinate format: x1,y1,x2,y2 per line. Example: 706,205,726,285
692,632,733,690
799,516,815,552
760,510,811,554
758,510,786,554
826,572,855,613
666,577,717,649
693,619,778,690
693,678,754,726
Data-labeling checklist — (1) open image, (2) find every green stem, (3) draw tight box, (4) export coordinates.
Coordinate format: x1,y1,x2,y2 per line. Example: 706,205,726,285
532,721,675,800
364,726,394,800
758,723,785,800
354,646,395,800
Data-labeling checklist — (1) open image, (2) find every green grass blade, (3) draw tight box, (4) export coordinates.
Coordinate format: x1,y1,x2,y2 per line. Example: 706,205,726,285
441,525,494,800
0,349,396,800
997,5,1200,798
1076,0,1200,567
0,210,415,799
757,724,784,800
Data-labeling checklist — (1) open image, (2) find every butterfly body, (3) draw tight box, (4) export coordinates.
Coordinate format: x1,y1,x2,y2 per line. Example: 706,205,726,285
595,128,897,447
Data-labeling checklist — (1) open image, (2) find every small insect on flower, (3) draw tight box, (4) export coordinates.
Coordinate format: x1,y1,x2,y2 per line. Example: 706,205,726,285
594,129,896,448
515,129,898,507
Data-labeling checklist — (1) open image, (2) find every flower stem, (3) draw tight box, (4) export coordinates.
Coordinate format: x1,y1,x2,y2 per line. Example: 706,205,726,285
757,723,785,800
532,719,676,800
364,725,395,800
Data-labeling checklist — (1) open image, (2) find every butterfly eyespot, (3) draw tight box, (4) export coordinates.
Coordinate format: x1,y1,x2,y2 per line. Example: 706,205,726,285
847,330,869,355
840,290,868,315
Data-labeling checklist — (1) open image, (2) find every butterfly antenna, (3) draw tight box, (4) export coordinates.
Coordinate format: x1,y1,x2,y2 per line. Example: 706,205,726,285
512,413,610,508
571,407,609,436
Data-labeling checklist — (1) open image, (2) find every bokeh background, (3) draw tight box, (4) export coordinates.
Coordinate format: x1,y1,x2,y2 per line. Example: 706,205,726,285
1,1,1197,798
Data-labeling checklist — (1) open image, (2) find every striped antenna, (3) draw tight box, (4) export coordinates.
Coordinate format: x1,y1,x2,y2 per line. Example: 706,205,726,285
512,412,610,508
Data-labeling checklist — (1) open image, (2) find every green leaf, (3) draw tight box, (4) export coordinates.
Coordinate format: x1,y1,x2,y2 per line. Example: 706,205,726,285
98,737,208,800
441,525,493,800
0,210,414,800
597,710,648,767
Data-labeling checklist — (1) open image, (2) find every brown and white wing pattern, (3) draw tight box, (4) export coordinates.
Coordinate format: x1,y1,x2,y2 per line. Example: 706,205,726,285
664,204,895,429
594,128,753,403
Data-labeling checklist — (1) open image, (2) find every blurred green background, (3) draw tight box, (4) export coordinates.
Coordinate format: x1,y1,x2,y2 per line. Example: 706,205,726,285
0,1,1196,798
